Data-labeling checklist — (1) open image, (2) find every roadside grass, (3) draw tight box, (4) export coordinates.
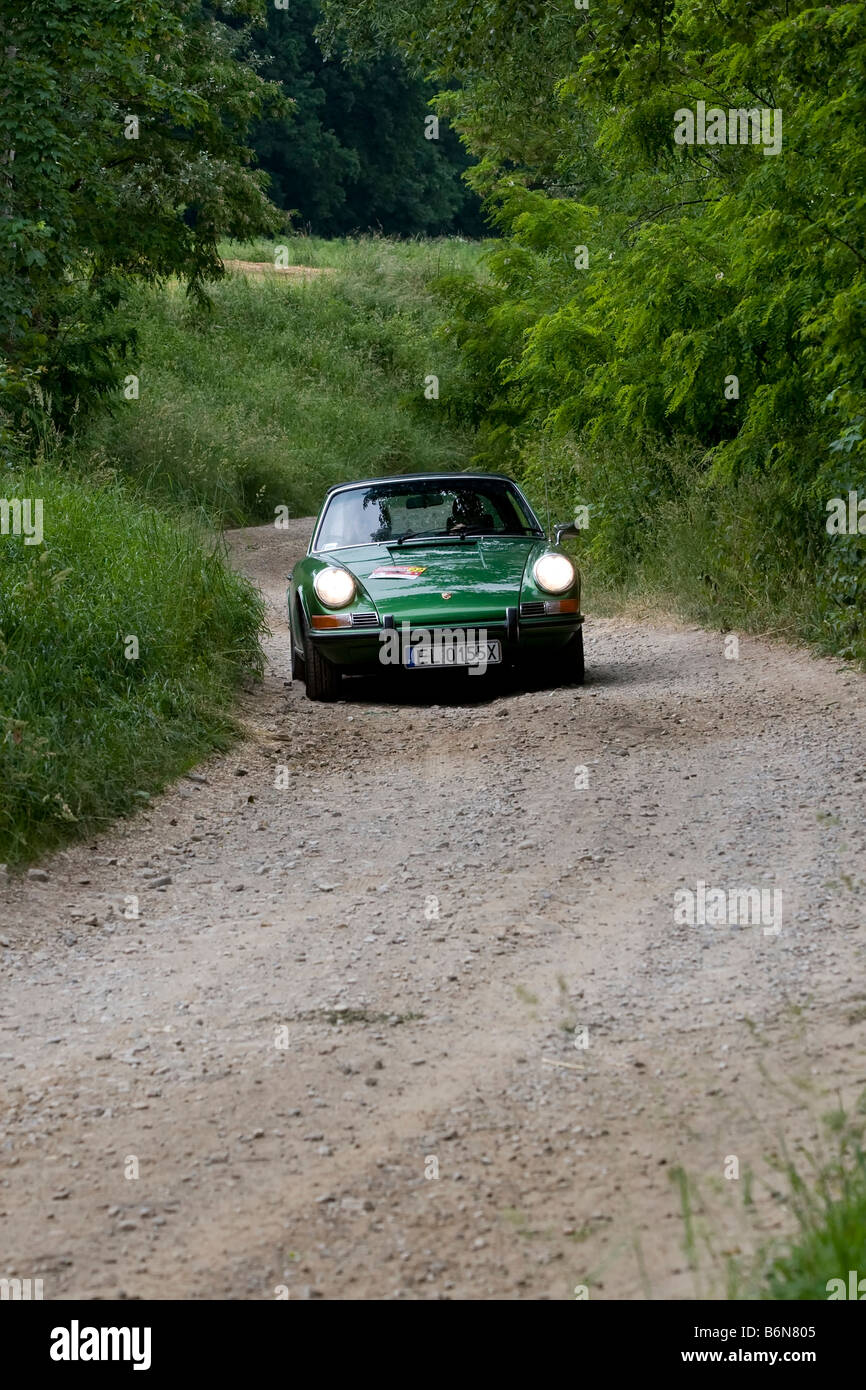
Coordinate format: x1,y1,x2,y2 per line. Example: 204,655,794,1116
0,462,265,865
667,1092,866,1300
1,235,481,863
518,434,865,668
757,1103,866,1300
71,235,483,525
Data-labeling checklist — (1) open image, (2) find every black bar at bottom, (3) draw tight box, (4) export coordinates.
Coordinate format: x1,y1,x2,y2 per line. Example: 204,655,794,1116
6,1297,859,1376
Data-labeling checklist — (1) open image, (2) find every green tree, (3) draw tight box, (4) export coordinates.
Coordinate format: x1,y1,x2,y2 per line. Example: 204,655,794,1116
248,0,485,236
0,0,284,434
323,0,866,652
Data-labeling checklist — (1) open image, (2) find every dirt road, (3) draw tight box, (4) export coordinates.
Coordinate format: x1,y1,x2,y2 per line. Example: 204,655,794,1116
1,520,864,1300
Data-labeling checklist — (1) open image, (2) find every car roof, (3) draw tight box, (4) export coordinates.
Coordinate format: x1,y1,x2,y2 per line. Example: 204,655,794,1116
322,472,518,497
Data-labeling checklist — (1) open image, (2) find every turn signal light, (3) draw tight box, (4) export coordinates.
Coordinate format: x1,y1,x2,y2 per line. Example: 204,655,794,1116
311,614,353,630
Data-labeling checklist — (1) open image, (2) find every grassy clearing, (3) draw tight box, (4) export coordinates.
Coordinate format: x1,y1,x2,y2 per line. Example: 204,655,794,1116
0,462,265,865
73,235,483,524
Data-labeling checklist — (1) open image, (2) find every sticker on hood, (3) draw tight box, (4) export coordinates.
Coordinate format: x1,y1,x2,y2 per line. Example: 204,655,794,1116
369,565,427,578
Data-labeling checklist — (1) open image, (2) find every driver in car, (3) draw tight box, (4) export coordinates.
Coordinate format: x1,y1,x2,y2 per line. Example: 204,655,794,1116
446,490,491,533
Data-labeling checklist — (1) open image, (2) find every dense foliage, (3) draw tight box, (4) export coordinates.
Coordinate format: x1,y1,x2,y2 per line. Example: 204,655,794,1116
0,0,283,433
1,1,281,861
321,0,866,657
247,0,484,237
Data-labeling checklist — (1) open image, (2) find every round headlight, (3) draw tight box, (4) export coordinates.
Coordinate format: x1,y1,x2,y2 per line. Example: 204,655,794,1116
533,552,575,595
313,566,356,608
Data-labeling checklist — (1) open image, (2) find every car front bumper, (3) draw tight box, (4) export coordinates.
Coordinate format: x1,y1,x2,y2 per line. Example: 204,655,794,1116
305,613,583,670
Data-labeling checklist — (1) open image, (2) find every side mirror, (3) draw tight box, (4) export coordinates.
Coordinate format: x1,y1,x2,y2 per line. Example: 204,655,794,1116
554,521,581,545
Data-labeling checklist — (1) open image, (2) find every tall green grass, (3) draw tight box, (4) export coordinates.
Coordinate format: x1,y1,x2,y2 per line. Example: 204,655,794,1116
759,1104,866,1301
1,236,480,863
518,433,864,666
0,462,265,864
73,235,483,524
667,1093,866,1300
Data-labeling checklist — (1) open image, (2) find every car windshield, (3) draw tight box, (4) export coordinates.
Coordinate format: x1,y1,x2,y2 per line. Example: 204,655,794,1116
315,479,542,550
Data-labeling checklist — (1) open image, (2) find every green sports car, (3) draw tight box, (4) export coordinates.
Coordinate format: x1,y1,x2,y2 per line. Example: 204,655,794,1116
288,472,584,701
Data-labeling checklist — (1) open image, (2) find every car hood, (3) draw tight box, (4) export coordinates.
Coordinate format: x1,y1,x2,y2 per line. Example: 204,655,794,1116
324,536,540,624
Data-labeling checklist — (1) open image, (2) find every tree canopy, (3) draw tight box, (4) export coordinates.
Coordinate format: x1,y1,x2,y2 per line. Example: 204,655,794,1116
248,0,485,237
320,0,865,647
1,0,282,430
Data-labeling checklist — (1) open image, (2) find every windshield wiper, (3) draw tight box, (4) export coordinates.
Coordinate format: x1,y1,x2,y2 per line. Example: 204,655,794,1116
448,528,536,539
393,530,447,545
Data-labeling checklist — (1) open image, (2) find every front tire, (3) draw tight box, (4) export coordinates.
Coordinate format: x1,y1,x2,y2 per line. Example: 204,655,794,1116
303,630,342,702
566,626,585,686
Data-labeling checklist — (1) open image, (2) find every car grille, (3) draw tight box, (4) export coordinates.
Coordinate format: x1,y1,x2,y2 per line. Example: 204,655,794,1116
520,601,546,617
350,611,379,628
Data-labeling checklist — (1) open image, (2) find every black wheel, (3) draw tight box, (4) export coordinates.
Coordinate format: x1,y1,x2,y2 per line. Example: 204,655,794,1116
291,632,305,681
302,628,342,702
558,628,586,686
572,628,586,686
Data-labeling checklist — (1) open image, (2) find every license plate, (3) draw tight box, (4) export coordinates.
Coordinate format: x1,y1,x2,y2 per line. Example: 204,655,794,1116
406,640,502,668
